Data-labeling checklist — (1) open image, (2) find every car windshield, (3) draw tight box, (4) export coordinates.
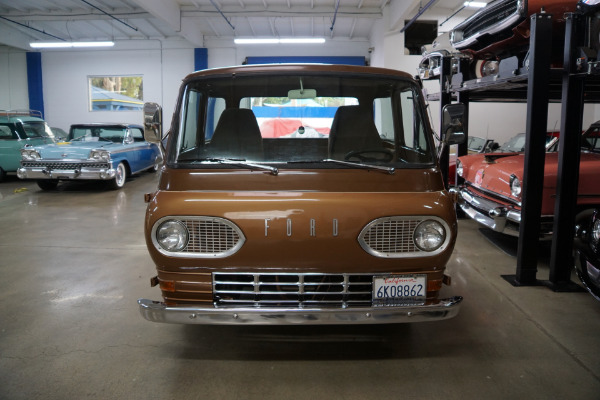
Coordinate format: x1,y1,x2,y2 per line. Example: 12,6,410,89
69,126,127,143
172,72,434,168
22,121,53,139
495,133,558,153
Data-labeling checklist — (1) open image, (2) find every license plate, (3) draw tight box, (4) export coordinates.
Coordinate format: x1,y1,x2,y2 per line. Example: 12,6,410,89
373,275,426,306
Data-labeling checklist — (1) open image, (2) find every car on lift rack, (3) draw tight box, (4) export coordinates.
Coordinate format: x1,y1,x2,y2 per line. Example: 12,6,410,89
455,124,600,238
574,209,600,301
17,123,162,190
449,0,577,78
0,110,55,181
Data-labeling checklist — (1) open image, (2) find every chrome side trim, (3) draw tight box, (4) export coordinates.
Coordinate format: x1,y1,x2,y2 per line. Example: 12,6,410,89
137,296,463,325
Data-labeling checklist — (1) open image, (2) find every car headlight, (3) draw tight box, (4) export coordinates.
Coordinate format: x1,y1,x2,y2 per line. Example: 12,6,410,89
456,159,463,177
413,220,446,252
592,218,600,245
21,149,41,161
156,220,189,252
89,150,111,161
510,174,521,197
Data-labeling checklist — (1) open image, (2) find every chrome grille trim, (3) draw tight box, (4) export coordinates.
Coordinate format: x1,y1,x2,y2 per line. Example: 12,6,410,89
22,161,110,169
213,273,373,308
152,216,245,258
358,216,451,258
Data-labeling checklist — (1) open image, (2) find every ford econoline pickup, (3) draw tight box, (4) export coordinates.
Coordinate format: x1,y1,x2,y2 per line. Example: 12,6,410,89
138,64,465,325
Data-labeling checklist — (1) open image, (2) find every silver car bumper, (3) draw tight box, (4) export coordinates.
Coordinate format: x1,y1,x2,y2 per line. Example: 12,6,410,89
455,186,522,237
137,296,463,325
17,165,116,181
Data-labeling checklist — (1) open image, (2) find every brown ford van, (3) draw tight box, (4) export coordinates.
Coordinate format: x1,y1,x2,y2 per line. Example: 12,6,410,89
138,64,465,325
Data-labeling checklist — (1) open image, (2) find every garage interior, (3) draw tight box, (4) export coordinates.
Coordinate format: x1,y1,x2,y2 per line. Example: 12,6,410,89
1,1,599,399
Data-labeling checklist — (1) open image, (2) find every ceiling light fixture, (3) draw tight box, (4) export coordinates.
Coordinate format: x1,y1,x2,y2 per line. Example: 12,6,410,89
30,41,115,49
464,1,487,7
234,38,325,44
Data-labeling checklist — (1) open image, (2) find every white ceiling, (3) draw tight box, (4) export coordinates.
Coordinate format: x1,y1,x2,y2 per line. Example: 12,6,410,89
0,0,478,50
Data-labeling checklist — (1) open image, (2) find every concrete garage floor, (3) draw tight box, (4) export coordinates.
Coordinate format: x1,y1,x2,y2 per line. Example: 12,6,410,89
0,172,599,400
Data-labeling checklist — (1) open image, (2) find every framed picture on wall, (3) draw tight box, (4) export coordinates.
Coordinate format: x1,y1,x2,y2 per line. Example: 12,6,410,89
88,75,144,111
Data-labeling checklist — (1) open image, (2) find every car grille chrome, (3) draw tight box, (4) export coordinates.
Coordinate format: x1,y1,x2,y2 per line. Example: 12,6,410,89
22,161,110,170
152,216,246,258
213,273,373,308
183,218,244,255
358,216,449,257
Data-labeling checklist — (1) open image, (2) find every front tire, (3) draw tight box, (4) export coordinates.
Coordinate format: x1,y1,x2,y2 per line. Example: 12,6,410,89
37,180,59,191
108,162,127,190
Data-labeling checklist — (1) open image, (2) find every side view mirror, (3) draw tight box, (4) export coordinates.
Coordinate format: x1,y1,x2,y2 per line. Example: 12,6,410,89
143,102,163,144
441,103,466,145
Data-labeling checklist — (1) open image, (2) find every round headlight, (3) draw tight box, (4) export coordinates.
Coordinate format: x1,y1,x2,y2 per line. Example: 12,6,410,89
456,159,463,177
156,220,189,252
90,150,110,161
592,219,600,244
510,175,521,197
414,220,446,252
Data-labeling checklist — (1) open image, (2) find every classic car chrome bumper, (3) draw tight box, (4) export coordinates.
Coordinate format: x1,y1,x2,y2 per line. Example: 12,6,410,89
137,296,463,325
17,164,116,181
455,186,522,236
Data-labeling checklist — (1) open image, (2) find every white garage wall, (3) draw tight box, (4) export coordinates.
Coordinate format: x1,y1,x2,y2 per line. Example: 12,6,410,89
369,8,600,145
40,42,194,133
0,47,29,110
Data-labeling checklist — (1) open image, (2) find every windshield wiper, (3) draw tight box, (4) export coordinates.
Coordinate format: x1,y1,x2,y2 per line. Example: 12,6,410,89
321,159,395,175
202,158,279,175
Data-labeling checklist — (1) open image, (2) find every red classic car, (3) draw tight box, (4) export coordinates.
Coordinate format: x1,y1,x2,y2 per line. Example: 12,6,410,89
455,125,600,237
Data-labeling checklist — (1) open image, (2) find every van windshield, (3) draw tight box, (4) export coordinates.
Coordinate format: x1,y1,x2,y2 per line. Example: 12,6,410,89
173,73,434,168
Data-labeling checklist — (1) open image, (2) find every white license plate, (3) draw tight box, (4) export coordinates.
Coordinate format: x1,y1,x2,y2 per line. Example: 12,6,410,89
373,275,426,306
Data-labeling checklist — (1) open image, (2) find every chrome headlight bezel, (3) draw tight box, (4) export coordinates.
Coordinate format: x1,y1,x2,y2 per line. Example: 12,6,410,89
89,149,111,161
413,219,447,252
591,218,600,245
510,174,522,197
21,148,41,161
358,216,451,258
456,159,463,177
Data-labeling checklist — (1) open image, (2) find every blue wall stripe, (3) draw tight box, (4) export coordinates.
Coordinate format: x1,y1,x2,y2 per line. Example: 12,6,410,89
194,48,208,71
245,56,365,66
252,106,338,118
26,52,44,118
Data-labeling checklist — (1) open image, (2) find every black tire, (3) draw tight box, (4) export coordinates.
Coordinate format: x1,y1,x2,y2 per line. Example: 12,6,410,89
108,162,127,190
37,180,59,191
0,167,6,182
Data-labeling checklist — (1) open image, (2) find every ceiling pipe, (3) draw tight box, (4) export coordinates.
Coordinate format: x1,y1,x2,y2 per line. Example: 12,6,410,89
330,0,340,32
0,15,66,41
79,0,138,32
210,0,235,31
400,0,439,33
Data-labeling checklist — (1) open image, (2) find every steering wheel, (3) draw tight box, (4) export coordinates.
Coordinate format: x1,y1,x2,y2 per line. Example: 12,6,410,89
344,148,394,162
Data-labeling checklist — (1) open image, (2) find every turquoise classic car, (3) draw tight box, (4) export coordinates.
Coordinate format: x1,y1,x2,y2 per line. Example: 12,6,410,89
17,123,162,190
0,110,55,181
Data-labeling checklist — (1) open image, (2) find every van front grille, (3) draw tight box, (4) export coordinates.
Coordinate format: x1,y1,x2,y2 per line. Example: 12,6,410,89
213,273,373,308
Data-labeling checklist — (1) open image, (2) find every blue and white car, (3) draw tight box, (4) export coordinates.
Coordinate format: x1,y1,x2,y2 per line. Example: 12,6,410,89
17,123,162,190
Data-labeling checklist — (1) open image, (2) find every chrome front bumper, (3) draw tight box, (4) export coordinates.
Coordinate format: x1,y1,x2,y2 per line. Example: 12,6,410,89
455,186,522,237
17,165,116,181
137,296,463,325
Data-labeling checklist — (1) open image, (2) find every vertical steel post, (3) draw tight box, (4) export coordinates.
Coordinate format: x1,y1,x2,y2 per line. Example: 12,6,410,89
439,56,452,189
549,13,585,287
512,13,553,285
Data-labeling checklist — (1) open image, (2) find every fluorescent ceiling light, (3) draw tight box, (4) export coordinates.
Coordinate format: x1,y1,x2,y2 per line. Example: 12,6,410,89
464,1,487,7
234,38,325,44
30,41,115,49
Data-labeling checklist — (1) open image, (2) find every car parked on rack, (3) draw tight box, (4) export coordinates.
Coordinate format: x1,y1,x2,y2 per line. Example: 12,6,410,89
137,63,466,325
450,0,577,76
17,123,162,190
455,124,600,237
574,209,600,301
0,110,55,181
